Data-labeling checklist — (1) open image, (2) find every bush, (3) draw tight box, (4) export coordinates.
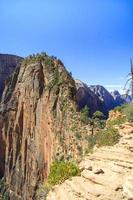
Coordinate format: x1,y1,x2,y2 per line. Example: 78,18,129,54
113,104,127,112
122,103,133,122
107,116,126,127
92,111,105,128
85,135,96,152
84,126,120,153
95,126,120,147
36,161,80,199
113,103,133,122
92,111,104,120
47,161,80,186
48,68,63,90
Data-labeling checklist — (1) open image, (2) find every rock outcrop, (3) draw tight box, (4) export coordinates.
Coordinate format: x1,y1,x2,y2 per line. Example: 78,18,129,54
75,80,128,116
75,80,103,116
90,85,117,114
75,81,126,116
0,54,23,97
111,90,126,105
47,123,133,200
0,54,90,200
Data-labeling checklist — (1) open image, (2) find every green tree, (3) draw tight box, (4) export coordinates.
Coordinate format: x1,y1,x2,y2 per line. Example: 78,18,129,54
92,111,104,120
91,111,105,130
81,105,89,124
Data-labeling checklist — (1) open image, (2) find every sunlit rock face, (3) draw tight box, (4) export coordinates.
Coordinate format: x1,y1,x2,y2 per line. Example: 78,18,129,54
0,55,89,200
76,80,127,116
75,80,103,116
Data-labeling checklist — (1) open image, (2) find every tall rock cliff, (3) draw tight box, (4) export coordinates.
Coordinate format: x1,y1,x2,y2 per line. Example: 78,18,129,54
76,83,127,116
0,54,23,97
89,85,116,114
111,90,130,105
75,80,103,115
0,54,89,200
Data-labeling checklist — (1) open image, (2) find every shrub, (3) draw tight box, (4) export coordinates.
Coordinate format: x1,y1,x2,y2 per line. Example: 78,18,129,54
36,161,80,199
47,161,80,186
48,68,62,90
109,103,133,123
113,104,127,112
107,116,126,127
92,111,104,120
85,135,96,152
95,126,120,147
44,58,53,66
84,126,120,153
122,103,133,122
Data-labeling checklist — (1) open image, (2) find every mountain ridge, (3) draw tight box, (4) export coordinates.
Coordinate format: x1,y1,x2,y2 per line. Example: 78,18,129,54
75,79,127,116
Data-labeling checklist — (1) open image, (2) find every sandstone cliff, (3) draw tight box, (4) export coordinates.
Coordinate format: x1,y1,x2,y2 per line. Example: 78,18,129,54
0,54,89,200
76,82,126,116
0,54,23,97
75,80,103,116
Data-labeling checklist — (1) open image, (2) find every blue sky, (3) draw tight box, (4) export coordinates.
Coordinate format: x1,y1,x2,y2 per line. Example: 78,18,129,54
0,0,133,93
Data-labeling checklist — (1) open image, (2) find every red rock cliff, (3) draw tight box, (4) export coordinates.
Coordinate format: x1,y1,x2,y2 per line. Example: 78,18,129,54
0,54,88,200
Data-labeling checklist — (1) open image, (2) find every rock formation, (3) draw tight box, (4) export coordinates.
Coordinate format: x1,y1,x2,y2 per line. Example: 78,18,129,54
90,85,117,114
111,90,126,105
47,122,133,200
0,54,23,97
75,80,103,115
0,53,131,200
76,81,126,116
0,54,89,200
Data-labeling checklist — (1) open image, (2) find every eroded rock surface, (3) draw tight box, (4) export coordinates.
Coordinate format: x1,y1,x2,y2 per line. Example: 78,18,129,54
75,80,126,116
47,123,133,200
0,55,89,200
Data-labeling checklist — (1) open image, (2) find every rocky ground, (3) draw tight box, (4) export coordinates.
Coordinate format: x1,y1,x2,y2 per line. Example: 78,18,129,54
47,122,133,200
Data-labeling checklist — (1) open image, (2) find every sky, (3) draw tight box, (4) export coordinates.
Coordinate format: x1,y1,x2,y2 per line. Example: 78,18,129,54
0,0,133,93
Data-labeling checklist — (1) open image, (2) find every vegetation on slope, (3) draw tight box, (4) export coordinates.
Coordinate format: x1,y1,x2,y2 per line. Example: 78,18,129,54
36,161,80,200
114,103,133,122
85,126,120,153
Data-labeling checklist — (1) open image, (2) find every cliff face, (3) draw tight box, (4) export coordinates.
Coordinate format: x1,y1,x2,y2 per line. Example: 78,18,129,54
76,82,126,116
0,55,89,200
90,85,116,114
75,80,103,115
111,90,130,105
0,54,23,97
